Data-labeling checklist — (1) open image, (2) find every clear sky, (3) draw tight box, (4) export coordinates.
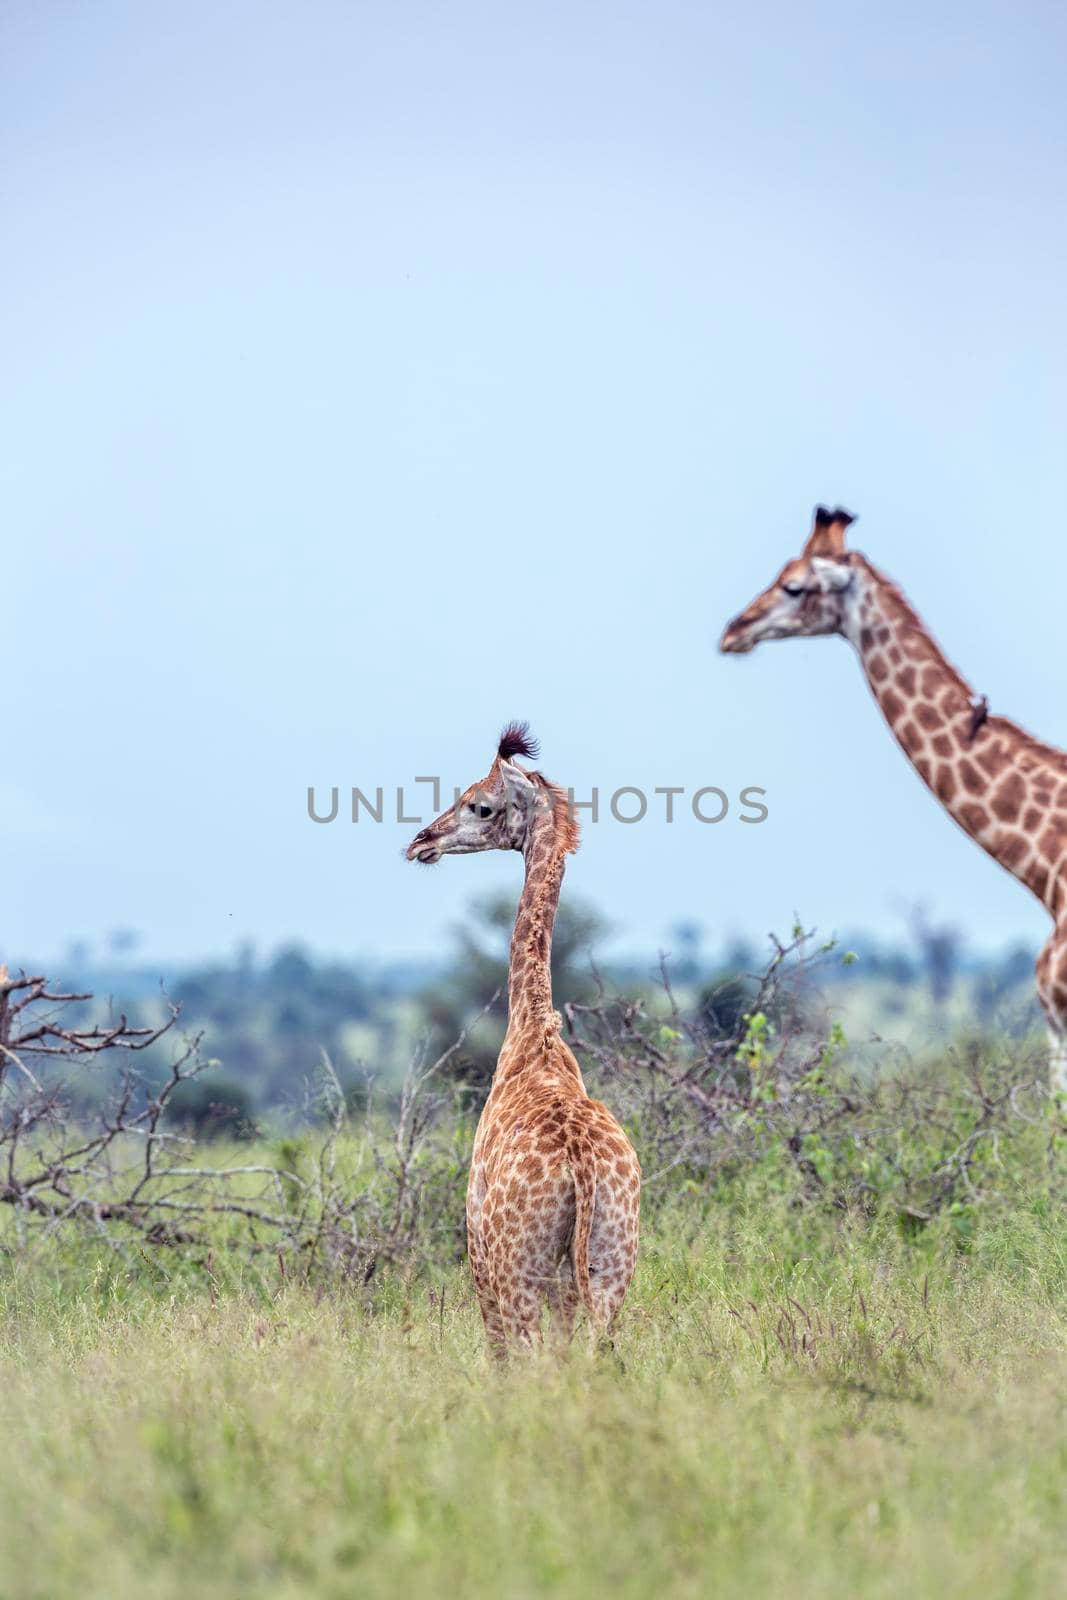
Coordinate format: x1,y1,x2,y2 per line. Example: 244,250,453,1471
4,1,1066,969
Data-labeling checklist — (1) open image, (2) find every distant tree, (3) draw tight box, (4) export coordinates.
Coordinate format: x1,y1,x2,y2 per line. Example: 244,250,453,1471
667,920,704,984
268,944,314,992
698,970,757,1040
995,942,1038,991
419,891,609,1098
975,941,1039,1029
851,936,918,985
721,936,757,974
166,1074,257,1140
171,944,373,1107
911,908,963,1008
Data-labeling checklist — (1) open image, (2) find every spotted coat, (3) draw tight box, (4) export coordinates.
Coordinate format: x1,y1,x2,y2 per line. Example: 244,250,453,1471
721,507,1067,1092
407,727,641,1353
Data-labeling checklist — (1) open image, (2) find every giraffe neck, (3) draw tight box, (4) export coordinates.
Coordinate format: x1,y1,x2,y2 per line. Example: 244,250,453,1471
844,556,1067,916
506,794,569,1037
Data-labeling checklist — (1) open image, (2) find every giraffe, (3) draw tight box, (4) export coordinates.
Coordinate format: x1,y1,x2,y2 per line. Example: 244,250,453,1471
405,722,641,1354
720,506,1067,1093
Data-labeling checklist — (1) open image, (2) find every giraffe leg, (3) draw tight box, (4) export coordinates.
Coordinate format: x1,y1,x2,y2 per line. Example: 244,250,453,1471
545,1262,579,1350
1036,929,1067,1096
584,1177,640,1340
468,1231,508,1360
496,1237,574,1351
495,1276,543,1349
475,1286,508,1361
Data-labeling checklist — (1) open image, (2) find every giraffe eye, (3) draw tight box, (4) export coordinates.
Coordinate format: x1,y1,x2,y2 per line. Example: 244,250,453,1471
468,802,494,819
782,582,806,597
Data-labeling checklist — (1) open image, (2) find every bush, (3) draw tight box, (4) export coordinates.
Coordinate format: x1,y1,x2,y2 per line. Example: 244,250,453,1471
163,1074,257,1140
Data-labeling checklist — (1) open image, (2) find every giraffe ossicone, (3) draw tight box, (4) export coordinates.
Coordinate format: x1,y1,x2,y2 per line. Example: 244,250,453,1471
720,506,1067,1094
406,723,641,1353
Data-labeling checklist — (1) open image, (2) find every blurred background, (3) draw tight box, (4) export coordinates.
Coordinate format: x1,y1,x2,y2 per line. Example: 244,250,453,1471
4,1,1065,1109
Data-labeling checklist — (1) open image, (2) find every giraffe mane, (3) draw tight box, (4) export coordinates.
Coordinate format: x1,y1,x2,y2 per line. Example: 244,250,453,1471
859,555,1067,772
858,557,973,689
528,771,581,855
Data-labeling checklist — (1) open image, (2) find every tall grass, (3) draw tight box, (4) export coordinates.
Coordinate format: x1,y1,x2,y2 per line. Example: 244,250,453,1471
1,1151,1064,1600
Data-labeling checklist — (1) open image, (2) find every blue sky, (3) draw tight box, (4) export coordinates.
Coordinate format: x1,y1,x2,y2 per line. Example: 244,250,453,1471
4,1,1066,968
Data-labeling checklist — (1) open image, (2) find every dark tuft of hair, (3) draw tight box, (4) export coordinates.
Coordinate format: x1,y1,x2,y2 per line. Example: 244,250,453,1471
814,504,857,529
497,720,540,763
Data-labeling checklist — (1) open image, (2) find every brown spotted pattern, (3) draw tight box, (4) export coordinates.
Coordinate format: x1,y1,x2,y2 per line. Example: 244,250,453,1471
407,731,641,1353
720,509,1067,1092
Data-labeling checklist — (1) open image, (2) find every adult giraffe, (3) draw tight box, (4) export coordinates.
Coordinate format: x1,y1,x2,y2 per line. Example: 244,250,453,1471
406,723,641,1353
720,506,1067,1092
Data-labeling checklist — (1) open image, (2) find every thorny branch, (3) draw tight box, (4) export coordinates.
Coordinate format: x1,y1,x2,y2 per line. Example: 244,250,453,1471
0,961,499,1279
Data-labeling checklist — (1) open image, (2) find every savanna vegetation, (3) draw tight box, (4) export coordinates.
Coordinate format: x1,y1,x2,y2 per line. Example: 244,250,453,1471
1,934,1064,1598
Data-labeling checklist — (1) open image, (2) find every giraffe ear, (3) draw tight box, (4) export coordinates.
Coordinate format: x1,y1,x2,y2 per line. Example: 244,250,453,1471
498,758,538,796
804,505,856,558
499,758,534,790
499,759,538,842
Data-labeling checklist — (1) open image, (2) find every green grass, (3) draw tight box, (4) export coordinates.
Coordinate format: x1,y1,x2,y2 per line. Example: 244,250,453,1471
2,1190,1065,1600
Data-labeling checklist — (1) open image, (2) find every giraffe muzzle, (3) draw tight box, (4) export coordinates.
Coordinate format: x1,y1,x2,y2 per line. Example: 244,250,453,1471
719,620,756,654
406,829,443,865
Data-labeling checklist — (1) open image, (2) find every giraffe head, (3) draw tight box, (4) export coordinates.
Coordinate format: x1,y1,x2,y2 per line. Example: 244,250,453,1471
719,506,858,654
406,723,578,865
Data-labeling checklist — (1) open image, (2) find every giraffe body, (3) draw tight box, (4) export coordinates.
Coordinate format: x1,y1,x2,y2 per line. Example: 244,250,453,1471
721,508,1067,1092
467,1037,640,1348
407,724,640,1353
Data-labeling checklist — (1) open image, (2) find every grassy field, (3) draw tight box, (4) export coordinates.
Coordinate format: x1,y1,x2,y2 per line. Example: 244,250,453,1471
1,1170,1065,1600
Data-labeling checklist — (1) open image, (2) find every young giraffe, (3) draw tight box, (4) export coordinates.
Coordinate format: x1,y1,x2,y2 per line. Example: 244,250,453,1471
720,506,1067,1092
405,723,641,1353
